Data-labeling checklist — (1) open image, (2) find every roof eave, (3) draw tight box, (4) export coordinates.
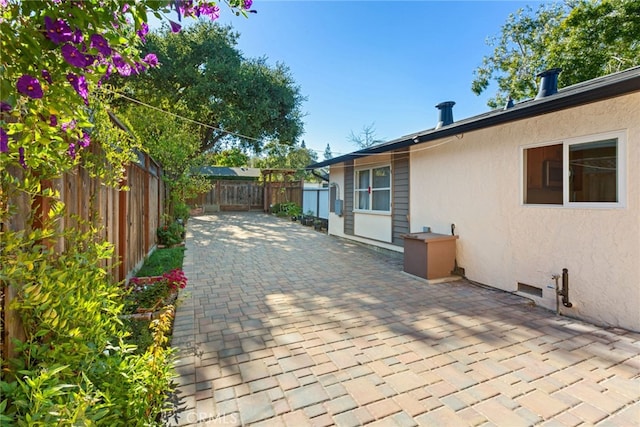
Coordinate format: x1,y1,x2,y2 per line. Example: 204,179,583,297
306,68,640,169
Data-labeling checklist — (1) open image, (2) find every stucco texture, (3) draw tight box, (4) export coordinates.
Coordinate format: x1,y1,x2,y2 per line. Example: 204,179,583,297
410,93,640,331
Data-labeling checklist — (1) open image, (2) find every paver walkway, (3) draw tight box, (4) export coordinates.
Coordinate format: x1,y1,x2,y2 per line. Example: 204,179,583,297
169,212,640,426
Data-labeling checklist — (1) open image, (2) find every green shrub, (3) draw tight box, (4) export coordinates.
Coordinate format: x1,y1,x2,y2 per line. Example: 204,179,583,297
122,318,155,355
156,222,185,246
0,220,177,425
125,269,187,313
270,203,282,214
173,202,190,223
278,202,302,218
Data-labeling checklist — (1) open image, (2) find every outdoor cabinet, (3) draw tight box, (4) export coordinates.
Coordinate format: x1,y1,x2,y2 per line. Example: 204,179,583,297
401,232,459,280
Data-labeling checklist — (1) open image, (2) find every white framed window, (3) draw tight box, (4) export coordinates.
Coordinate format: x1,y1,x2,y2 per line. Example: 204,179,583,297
522,130,626,208
355,165,391,212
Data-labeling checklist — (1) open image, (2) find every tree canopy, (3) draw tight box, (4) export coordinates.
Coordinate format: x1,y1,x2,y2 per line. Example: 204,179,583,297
254,140,318,180
122,20,306,154
323,143,333,161
472,0,640,108
210,147,250,166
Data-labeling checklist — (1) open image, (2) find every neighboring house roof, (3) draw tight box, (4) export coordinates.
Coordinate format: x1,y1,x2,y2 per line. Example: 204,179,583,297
199,166,261,179
308,66,640,169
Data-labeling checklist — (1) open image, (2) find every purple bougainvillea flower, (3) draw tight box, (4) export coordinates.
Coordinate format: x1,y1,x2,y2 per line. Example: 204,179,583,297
122,3,130,12
67,142,76,160
174,0,196,18
16,75,43,99
61,119,77,132
19,147,26,168
71,29,84,44
134,62,147,74
41,69,52,84
143,53,159,67
168,19,182,33
112,53,133,76
66,73,89,104
62,44,91,68
50,115,58,127
0,101,11,112
243,0,253,10
90,33,112,57
44,16,74,44
198,3,220,19
137,22,149,42
0,127,8,153
79,131,90,148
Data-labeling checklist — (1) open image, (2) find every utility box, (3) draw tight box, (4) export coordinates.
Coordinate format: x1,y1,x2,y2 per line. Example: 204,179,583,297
401,232,459,280
334,199,343,216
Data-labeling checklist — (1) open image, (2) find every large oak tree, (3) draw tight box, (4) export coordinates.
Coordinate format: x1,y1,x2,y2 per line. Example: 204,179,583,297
472,0,640,108
123,20,305,154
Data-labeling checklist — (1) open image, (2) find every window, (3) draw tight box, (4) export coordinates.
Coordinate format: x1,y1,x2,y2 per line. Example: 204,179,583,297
355,165,391,212
568,139,617,203
523,131,625,207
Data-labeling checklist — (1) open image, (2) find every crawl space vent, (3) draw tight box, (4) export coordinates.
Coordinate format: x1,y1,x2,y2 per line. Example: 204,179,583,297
517,282,543,297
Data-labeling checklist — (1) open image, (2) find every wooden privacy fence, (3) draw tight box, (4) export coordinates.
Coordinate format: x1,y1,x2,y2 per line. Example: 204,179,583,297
1,146,164,361
263,180,303,211
192,180,264,211
44,149,164,282
190,170,303,213
262,169,303,212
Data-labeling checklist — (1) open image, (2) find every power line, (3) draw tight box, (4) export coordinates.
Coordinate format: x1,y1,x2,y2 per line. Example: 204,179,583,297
105,85,460,171
101,87,342,156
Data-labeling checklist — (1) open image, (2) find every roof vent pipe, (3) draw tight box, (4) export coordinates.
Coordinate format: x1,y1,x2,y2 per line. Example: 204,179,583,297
535,68,562,99
435,101,455,129
503,96,514,110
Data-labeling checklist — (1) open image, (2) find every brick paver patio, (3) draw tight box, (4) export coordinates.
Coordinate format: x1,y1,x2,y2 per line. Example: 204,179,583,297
168,212,640,426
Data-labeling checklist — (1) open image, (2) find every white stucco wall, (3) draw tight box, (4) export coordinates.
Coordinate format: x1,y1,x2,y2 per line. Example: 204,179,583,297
354,213,392,242
410,93,640,331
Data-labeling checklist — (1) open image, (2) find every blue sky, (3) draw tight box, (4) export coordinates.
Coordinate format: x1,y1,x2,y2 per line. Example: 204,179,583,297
156,1,535,158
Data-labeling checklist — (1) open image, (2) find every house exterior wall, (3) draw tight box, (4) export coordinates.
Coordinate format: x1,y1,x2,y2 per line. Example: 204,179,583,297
410,93,639,331
327,159,404,252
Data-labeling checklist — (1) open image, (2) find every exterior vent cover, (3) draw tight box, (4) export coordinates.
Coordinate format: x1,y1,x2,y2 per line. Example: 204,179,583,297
518,282,543,297
435,101,455,129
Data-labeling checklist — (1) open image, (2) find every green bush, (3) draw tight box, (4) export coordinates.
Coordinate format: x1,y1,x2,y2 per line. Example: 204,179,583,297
156,222,185,246
277,202,302,218
0,222,177,425
125,269,187,313
173,202,190,224
270,203,282,214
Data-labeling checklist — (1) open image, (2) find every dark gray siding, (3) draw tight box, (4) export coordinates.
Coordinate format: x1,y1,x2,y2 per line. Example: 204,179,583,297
343,160,354,235
392,150,410,246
